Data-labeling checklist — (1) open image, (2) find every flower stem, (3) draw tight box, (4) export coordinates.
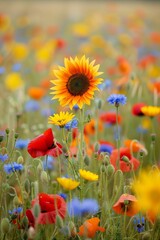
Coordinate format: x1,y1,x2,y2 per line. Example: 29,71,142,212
116,106,120,169
79,108,84,169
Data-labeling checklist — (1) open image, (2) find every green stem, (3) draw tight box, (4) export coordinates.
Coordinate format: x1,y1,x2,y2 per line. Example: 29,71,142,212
79,108,84,169
116,106,120,169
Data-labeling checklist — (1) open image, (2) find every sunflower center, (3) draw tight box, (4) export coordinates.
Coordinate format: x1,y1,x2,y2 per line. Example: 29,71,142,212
67,73,90,96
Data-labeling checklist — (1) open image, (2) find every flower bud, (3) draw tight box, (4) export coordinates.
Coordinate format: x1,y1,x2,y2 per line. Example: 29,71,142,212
94,142,100,152
17,156,24,164
33,203,40,218
28,227,36,239
100,165,106,173
1,218,10,234
151,134,156,142
14,133,19,139
106,164,115,176
121,156,130,164
22,216,29,229
24,179,30,193
5,128,10,134
0,135,4,142
40,171,48,184
139,150,144,157
13,196,21,206
56,214,64,228
84,155,90,166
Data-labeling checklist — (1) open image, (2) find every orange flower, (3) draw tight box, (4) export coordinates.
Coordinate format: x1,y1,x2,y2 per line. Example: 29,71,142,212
113,194,139,217
78,217,105,238
28,87,46,100
40,78,51,89
124,139,147,154
84,119,103,136
117,56,131,75
148,81,160,95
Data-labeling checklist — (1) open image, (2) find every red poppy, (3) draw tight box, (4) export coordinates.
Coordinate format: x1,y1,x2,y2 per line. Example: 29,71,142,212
100,112,122,125
26,209,35,228
27,128,63,158
110,147,140,172
113,194,139,217
138,55,157,69
78,217,105,238
132,103,146,116
31,193,66,224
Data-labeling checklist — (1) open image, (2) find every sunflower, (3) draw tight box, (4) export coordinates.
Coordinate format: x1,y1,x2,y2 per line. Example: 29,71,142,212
48,111,75,128
50,56,103,109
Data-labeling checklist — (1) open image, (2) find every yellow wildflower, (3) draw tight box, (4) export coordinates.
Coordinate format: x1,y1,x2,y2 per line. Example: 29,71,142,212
141,106,160,117
48,112,75,128
12,43,28,61
5,73,24,91
57,178,80,190
132,168,160,216
79,169,99,181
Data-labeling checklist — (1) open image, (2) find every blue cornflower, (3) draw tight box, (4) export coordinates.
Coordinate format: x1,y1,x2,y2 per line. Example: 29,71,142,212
99,79,112,91
107,94,127,106
15,139,29,149
4,162,24,174
58,193,67,200
9,207,23,215
68,198,99,217
24,100,40,112
137,126,148,134
0,66,5,75
41,108,54,117
12,63,22,72
0,154,8,162
64,118,78,130
134,217,145,233
43,156,54,170
73,105,79,111
99,144,113,155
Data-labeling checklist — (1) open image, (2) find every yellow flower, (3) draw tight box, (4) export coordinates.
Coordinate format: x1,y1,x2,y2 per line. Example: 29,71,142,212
132,168,160,215
48,111,75,128
51,55,103,109
12,43,28,61
141,106,160,117
79,169,98,181
57,178,80,190
5,73,24,91
35,40,56,63
72,23,90,37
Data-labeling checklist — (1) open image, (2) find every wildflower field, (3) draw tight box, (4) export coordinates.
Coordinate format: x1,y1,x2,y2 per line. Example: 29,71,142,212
0,1,160,240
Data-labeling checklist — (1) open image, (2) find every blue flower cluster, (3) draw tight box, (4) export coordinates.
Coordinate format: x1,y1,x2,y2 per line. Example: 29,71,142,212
68,198,99,217
107,94,127,106
0,154,8,162
134,217,145,233
9,207,23,215
4,162,24,174
64,118,78,130
15,139,30,149
99,144,114,155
